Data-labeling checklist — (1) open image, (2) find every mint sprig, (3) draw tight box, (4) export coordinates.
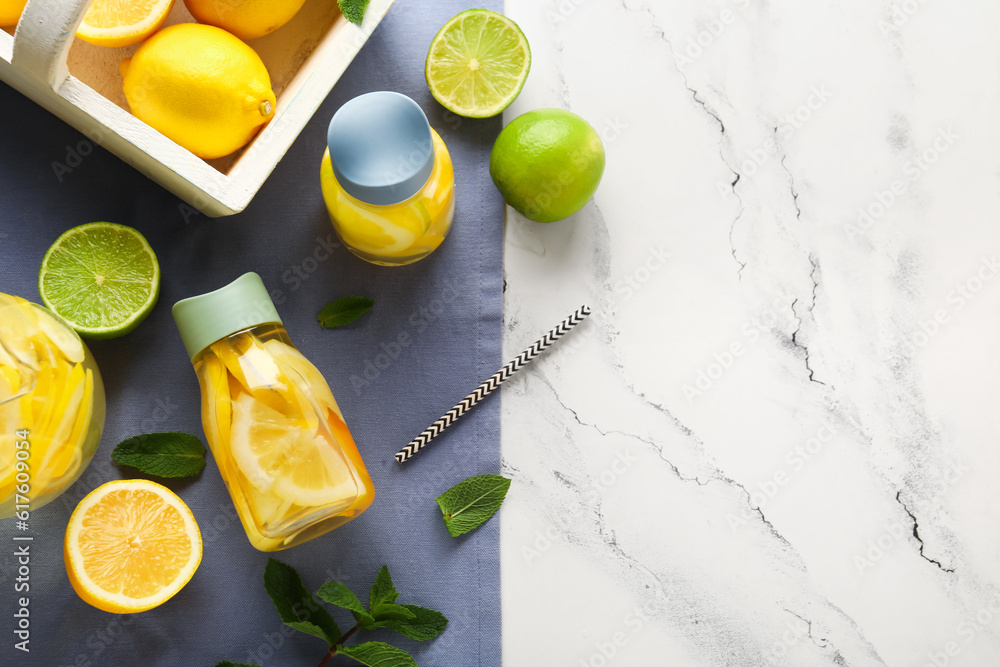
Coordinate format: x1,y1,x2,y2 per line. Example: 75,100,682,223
318,296,374,328
436,474,511,537
264,559,342,646
219,561,447,667
338,0,371,25
111,432,206,478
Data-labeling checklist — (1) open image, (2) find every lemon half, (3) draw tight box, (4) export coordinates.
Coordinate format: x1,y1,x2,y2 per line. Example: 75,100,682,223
65,480,202,614
77,0,175,48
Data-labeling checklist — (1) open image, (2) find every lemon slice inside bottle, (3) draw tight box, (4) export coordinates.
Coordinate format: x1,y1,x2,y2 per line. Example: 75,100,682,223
0,398,19,501
332,200,419,255
261,339,342,418
229,393,357,507
211,334,313,422
0,302,40,371
0,297,99,515
198,352,232,449
34,308,85,364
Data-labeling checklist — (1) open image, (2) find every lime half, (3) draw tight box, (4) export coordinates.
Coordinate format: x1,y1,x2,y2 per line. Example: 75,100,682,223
38,222,160,339
426,9,531,118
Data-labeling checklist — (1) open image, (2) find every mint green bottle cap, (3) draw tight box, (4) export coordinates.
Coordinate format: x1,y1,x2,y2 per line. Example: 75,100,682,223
172,272,282,360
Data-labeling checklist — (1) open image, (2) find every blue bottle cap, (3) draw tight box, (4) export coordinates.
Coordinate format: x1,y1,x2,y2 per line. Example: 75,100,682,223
327,91,436,206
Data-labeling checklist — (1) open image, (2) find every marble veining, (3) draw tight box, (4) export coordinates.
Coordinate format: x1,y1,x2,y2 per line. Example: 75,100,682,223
501,1,1000,665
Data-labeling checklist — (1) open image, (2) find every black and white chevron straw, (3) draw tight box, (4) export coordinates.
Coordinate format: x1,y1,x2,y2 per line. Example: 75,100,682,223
394,305,593,464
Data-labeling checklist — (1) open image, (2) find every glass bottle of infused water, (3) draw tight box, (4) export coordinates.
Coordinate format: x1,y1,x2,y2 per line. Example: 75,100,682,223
320,91,456,266
172,273,374,551
0,294,105,517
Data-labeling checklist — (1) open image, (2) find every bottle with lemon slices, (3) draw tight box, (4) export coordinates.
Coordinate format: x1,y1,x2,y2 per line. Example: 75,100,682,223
320,92,456,266
0,294,105,518
172,273,374,551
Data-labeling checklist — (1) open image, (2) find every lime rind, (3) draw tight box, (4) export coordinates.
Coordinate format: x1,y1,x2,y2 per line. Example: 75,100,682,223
489,109,607,222
426,9,531,119
38,222,160,340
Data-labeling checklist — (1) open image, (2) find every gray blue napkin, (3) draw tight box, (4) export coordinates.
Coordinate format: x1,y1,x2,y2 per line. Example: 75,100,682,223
0,0,504,664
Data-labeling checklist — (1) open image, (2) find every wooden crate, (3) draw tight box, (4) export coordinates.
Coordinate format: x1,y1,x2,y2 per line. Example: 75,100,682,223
0,0,395,217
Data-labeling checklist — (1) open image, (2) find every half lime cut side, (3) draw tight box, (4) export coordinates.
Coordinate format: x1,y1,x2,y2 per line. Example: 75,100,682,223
426,9,531,119
38,222,160,339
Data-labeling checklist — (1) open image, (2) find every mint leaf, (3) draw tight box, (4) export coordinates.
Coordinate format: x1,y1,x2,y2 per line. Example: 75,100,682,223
316,581,376,629
372,603,416,621
264,559,341,646
369,565,400,614
375,605,448,641
436,474,511,537
338,0,370,25
111,432,206,478
318,296,373,328
338,641,418,667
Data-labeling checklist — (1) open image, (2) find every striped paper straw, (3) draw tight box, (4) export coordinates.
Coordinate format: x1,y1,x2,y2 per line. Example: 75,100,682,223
394,305,592,464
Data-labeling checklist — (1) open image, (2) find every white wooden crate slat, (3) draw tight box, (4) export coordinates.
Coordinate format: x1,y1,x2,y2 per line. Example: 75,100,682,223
0,0,396,217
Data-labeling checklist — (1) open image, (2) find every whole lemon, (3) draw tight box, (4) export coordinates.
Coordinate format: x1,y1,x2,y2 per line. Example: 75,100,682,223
490,109,605,223
121,23,276,160
184,0,307,41
0,0,27,26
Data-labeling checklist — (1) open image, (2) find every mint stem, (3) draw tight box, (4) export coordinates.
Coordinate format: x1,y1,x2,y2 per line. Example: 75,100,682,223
317,648,335,667
337,625,360,647
317,623,360,666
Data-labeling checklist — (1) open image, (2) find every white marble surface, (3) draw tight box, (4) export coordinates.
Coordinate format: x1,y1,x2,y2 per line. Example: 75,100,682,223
500,1,1000,665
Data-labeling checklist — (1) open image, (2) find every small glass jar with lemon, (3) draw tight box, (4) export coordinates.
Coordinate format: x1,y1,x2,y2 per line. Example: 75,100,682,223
0,294,105,518
320,92,456,266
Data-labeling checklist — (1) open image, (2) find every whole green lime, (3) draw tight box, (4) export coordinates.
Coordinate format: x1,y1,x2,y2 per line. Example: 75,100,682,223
490,109,605,223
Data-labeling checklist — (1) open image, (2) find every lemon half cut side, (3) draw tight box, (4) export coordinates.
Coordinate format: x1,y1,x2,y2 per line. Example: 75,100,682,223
64,479,202,614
